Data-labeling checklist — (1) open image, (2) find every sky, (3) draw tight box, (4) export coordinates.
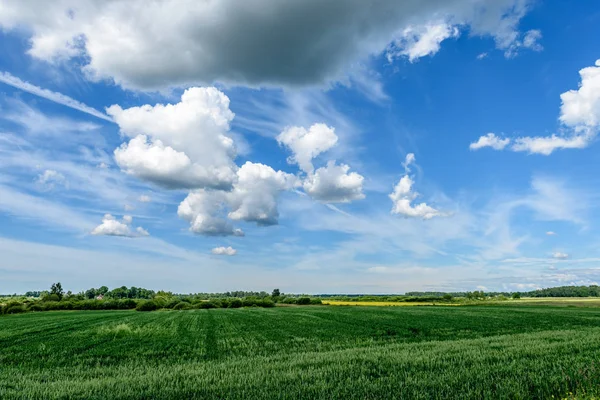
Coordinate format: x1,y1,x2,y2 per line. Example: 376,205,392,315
1,0,600,294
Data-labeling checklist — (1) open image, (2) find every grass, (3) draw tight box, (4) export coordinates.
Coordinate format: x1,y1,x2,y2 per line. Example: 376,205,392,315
2,306,600,398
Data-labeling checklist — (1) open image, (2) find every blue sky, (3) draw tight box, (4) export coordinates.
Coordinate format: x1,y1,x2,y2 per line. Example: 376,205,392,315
1,0,600,294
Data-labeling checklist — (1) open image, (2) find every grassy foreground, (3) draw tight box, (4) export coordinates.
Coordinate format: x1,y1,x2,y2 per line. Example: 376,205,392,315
2,306,600,399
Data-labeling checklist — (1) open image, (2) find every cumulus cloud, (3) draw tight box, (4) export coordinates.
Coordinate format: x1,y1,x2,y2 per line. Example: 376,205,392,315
552,252,569,260
475,60,600,155
469,133,510,150
0,0,539,90
227,162,298,225
303,161,365,203
36,169,66,189
559,60,600,130
211,246,237,256
277,124,338,173
389,154,447,219
108,87,238,189
277,123,365,203
90,214,149,237
177,190,242,236
178,162,296,234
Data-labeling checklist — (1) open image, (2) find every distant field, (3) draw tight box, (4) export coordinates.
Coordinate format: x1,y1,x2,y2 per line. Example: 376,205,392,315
324,297,600,307
322,300,461,306
3,306,600,399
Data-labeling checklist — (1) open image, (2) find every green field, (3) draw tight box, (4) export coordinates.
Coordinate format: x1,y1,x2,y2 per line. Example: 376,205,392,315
2,306,600,399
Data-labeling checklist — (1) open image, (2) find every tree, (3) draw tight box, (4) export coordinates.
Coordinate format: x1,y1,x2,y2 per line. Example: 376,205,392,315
272,289,280,298
50,282,64,301
512,292,521,299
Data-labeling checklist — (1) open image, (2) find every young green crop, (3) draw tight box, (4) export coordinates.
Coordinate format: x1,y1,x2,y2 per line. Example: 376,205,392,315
2,306,600,399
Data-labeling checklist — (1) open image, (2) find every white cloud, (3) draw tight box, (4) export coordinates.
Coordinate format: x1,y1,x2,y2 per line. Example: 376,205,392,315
552,252,569,260
91,214,149,238
277,124,338,173
559,60,600,130
0,71,112,121
211,246,237,256
504,29,543,58
178,162,296,234
389,154,447,219
388,22,459,62
138,195,151,203
511,133,593,155
277,123,365,204
177,190,240,236
546,231,556,236
303,161,365,203
477,60,600,155
36,169,66,189
476,52,488,60
469,133,510,150
0,0,538,90
108,87,238,189
123,204,135,212
228,162,298,225
402,153,416,172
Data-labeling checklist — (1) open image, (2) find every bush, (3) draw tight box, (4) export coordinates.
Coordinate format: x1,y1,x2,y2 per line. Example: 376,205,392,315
229,299,243,308
296,297,311,305
42,294,60,302
27,303,44,312
259,299,275,308
163,299,181,309
196,301,217,309
3,302,26,314
136,300,158,312
310,298,323,305
172,302,190,310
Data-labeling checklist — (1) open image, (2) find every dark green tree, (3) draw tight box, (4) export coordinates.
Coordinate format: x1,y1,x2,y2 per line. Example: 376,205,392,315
272,288,281,298
50,282,64,301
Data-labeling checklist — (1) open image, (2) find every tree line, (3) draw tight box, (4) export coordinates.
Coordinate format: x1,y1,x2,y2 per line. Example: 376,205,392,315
1,285,321,315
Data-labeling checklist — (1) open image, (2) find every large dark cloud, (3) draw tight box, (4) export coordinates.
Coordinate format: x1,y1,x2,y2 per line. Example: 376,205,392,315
1,0,535,90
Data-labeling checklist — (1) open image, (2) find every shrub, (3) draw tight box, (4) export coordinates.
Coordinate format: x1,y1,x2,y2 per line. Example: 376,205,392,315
163,299,181,309
27,303,44,312
197,301,216,309
3,302,26,314
229,299,243,308
260,299,275,308
172,302,190,310
296,297,311,305
310,298,323,305
42,294,60,302
136,300,158,312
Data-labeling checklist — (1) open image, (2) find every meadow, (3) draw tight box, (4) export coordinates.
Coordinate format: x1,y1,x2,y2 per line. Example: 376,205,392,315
2,305,600,399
